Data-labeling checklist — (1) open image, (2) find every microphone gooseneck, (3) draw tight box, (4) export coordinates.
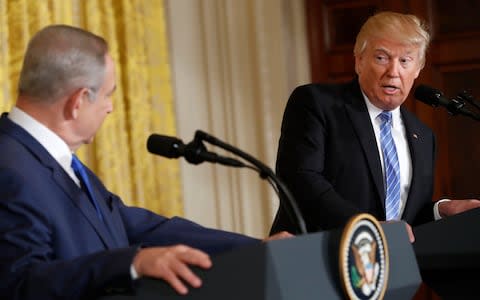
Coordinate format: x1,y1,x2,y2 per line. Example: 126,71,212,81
147,131,307,234
194,130,307,234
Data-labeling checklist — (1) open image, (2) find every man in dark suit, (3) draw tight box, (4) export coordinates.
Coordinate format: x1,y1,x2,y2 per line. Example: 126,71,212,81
0,25,291,300
270,11,480,235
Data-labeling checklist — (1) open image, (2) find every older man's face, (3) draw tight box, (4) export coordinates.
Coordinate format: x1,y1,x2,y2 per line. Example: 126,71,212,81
75,53,116,146
355,38,422,111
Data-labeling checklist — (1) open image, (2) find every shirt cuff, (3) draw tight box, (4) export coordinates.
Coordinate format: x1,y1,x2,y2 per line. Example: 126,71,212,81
433,199,451,220
130,263,139,280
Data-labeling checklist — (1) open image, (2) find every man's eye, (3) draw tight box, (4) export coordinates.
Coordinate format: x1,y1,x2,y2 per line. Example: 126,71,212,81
400,57,413,67
375,55,388,63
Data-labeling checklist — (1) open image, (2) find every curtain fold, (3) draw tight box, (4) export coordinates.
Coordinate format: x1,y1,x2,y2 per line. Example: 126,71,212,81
0,0,182,217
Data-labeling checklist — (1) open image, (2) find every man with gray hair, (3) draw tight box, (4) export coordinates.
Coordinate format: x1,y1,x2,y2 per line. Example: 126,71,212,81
0,24,291,300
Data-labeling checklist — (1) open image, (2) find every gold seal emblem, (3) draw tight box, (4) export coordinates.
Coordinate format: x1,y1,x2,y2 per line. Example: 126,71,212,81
339,214,389,300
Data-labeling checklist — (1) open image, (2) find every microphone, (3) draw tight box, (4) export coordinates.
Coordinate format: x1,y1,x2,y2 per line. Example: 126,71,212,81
414,85,480,121
146,134,244,167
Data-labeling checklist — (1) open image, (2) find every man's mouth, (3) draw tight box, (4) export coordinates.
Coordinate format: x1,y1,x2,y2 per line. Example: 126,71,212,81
382,85,399,94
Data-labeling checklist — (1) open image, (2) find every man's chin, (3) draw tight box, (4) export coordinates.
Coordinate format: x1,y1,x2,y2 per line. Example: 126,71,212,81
378,96,405,110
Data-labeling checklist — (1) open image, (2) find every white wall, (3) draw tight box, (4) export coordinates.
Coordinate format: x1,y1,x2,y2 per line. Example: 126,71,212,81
165,0,311,238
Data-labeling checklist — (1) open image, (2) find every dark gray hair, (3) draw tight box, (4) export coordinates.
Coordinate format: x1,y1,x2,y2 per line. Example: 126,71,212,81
18,24,109,102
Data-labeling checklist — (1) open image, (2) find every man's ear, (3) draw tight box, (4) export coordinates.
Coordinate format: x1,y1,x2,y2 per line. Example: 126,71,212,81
414,66,421,79
65,88,89,119
354,55,362,75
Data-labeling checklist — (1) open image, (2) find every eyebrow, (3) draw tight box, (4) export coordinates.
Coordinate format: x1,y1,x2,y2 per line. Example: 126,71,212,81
374,47,392,55
374,47,415,57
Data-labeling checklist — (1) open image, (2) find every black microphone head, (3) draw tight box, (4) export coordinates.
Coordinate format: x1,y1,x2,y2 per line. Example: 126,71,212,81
147,134,185,158
414,84,444,107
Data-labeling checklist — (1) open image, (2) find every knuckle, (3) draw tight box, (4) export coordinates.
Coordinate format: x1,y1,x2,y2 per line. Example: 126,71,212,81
174,244,189,253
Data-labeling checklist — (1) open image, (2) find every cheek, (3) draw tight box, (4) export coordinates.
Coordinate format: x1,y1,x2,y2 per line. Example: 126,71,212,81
371,64,386,76
102,99,113,113
365,69,382,87
402,73,417,87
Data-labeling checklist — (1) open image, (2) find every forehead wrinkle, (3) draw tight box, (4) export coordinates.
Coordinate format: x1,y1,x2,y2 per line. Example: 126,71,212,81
373,46,417,59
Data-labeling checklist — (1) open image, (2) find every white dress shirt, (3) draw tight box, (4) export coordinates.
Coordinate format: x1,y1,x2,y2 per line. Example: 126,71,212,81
363,95,412,219
361,94,444,220
8,107,80,186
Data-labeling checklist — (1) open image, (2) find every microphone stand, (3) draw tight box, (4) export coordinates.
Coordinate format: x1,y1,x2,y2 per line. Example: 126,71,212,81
457,90,480,113
445,97,480,121
442,89,480,122
194,130,307,235
451,97,480,122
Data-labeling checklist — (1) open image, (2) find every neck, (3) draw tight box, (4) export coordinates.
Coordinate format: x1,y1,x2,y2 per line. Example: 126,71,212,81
15,96,76,151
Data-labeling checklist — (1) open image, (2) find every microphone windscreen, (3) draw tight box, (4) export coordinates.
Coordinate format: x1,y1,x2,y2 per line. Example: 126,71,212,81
146,134,184,158
414,84,442,106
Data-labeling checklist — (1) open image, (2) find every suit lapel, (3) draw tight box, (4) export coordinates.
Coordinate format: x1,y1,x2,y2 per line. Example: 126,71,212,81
88,181,130,247
399,108,422,220
0,114,118,249
51,168,118,249
343,82,385,208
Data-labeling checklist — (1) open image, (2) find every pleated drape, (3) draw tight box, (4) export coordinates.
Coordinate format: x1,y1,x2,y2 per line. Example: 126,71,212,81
0,0,182,217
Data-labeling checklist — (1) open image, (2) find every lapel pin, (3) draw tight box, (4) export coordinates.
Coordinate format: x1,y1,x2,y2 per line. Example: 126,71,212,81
412,133,418,139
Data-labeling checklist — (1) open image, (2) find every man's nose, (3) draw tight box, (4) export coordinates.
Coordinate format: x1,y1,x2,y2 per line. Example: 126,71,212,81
386,60,401,77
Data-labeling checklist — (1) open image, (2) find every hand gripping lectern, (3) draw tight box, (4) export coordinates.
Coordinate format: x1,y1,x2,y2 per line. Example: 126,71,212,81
413,207,480,299
99,221,421,300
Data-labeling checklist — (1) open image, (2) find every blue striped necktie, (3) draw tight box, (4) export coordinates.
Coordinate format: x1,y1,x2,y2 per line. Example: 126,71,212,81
71,154,103,221
378,111,401,220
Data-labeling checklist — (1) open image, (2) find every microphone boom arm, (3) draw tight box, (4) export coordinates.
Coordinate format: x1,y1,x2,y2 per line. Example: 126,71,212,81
194,130,307,234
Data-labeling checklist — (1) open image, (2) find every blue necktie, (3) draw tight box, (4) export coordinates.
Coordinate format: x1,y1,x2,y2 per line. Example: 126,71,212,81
378,111,401,220
71,154,103,221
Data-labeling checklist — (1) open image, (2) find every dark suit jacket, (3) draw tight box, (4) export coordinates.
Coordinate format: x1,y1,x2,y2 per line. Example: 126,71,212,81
0,114,258,300
270,79,436,234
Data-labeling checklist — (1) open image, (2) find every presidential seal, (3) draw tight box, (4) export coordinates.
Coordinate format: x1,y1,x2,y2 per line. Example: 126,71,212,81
339,214,389,300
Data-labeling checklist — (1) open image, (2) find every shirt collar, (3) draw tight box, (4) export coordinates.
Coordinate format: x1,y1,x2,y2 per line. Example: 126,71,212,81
361,91,401,127
8,106,73,170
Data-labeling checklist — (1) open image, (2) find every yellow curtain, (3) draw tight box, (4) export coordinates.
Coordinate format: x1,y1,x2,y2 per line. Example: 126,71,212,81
0,0,183,217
